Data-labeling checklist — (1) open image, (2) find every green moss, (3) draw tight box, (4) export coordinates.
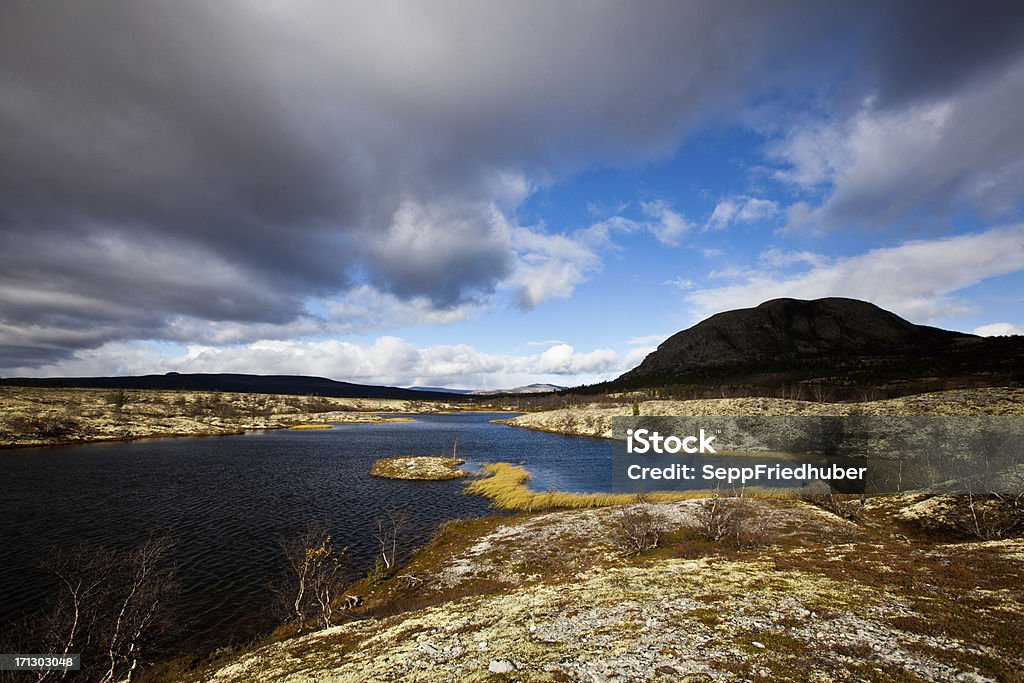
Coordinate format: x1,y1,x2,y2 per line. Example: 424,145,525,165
683,607,722,627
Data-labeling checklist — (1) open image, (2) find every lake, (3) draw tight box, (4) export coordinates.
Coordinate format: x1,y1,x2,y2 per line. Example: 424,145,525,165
0,412,614,653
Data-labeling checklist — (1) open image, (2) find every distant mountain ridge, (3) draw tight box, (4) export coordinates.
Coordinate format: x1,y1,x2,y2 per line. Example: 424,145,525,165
406,386,474,395
604,297,1024,397
469,383,567,396
408,383,567,396
0,373,463,401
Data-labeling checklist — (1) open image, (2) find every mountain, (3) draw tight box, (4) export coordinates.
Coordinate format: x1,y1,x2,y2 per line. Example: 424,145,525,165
469,383,567,396
605,297,1024,397
405,386,474,395
0,373,464,401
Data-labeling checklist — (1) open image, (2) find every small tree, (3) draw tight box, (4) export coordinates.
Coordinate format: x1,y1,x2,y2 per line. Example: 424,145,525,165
372,509,409,579
23,534,178,683
278,522,348,630
108,388,128,419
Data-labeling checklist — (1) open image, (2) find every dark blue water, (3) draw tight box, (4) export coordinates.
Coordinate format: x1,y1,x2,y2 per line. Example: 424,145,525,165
0,413,613,651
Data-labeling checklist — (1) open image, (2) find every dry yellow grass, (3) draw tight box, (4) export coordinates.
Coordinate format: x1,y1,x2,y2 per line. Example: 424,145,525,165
465,462,789,511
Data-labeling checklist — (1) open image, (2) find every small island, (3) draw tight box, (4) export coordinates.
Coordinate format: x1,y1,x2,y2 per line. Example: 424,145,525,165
369,456,468,480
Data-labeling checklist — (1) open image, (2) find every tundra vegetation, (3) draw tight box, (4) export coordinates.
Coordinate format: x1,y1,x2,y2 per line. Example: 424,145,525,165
182,493,1024,682
174,387,1023,682
4,386,1023,680
369,457,468,480
0,386,460,448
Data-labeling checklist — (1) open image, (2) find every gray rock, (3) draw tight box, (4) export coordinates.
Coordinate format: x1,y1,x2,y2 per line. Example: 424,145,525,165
417,641,442,658
489,658,518,673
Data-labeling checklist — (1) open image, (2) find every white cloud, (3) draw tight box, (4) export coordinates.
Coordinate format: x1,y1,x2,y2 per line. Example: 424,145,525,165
627,334,667,346
536,344,619,375
325,286,481,332
527,339,568,348
757,248,829,269
641,200,693,246
772,56,1024,231
706,196,780,230
622,335,664,369
506,199,693,308
8,337,634,390
686,223,1024,323
665,277,695,290
507,224,604,309
155,285,483,347
624,345,656,368
972,323,1024,337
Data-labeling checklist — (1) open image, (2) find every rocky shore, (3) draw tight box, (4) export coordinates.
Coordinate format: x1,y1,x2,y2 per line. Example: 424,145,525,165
195,496,1024,682
0,386,459,448
498,387,1024,439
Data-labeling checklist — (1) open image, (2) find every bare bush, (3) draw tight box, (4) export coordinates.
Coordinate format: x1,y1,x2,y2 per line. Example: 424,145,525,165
8,534,178,683
277,522,349,631
609,503,661,555
4,413,81,439
800,490,866,523
956,487,1024,540
302,395,338,413
778,384,805,401
695,494,767,549
210,399,238,419
246,397,274,421
950,443,1024,540
809,382,833,403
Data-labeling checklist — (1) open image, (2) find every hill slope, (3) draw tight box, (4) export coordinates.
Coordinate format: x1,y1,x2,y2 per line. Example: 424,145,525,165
607,298,1024,397
0,372,461,401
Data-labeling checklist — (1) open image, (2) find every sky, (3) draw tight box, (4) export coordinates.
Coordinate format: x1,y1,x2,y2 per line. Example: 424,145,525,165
1,1,1023,390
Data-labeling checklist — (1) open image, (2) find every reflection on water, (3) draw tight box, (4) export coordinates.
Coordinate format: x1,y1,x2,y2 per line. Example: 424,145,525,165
0,412,614,652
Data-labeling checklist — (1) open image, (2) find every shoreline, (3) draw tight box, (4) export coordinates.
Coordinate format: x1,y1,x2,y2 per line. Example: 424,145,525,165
0,385,468,450
498,386,1024,439
186,491,1024,682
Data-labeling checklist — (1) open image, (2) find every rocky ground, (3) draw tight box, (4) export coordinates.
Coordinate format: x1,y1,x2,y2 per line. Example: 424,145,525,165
499,387,1024,438
9,385,1019,680
192,496,1023,682
0,386,460,448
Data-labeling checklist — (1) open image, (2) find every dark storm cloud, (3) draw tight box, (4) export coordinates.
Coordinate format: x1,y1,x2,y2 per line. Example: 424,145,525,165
870,1,1024,108
770,2,1024,232
1,1,1021,369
